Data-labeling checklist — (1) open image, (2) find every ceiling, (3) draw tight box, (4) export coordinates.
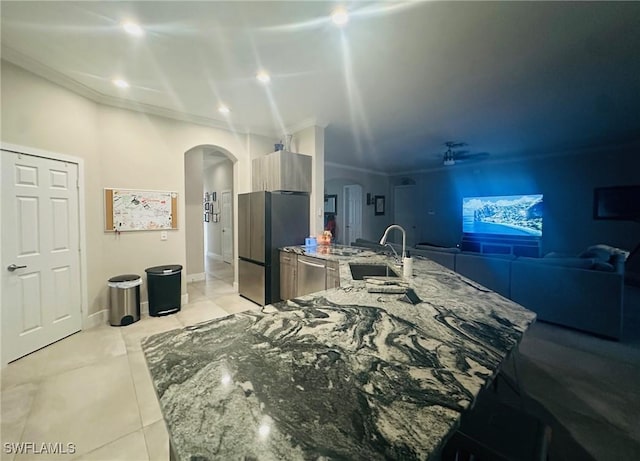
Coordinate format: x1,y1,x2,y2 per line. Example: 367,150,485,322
2,1,640,174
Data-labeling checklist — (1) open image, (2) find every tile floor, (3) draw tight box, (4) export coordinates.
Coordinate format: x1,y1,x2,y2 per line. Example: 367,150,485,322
1,259,258,461
513,285,640,460
2,261,639,461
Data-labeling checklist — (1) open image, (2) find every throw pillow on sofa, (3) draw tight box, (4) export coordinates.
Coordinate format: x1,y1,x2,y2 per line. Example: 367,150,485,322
578,244,629,273
579,244,630,262
589,243,629,257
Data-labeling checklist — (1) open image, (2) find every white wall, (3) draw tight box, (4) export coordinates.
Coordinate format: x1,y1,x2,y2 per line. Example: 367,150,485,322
325,163,391,243
1,61,103,315
185,148,205,277
1,60,262,315
293,125,325,235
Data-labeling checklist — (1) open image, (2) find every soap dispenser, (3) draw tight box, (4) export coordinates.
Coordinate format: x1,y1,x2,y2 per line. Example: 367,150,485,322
403,250,413,278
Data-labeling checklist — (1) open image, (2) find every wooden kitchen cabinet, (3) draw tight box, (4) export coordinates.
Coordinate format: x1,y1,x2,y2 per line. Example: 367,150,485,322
252,157,266,192
279,251,298,301
326,260,340,289
252,151,311,193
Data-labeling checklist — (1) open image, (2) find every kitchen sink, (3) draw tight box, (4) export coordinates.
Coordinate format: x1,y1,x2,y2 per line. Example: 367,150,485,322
349,263,399,280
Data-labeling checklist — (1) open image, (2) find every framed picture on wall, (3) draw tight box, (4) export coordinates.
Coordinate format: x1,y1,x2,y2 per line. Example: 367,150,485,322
374,195,385,216
204,213,210,222
204,202,210,211
324,194,337,214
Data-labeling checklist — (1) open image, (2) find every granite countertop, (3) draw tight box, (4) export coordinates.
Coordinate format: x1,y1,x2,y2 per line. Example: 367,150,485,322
142,246,536,461
281,243,378,260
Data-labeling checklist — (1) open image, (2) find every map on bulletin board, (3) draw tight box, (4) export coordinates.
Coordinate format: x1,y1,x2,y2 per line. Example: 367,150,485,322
104,189,178,231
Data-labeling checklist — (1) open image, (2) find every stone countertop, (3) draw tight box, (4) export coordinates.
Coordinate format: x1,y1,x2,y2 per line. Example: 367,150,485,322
142,248,536,461
281,243,379,261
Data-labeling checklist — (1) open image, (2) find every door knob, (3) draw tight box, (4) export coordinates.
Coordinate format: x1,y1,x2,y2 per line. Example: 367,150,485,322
7,264,27,272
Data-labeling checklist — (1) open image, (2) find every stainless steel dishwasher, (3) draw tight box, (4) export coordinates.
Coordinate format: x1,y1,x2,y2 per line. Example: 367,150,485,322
297,255,327,296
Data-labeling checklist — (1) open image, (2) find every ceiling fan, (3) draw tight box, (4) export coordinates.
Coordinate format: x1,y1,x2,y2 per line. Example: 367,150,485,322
438,141,490,166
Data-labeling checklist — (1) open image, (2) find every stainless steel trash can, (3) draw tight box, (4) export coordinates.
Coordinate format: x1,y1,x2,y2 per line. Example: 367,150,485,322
145,265,182,316
108,274,142,326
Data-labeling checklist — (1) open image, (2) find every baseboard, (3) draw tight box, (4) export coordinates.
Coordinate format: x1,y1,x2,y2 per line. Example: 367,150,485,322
186,272,205,283
109,294,189,318
84,309,109,329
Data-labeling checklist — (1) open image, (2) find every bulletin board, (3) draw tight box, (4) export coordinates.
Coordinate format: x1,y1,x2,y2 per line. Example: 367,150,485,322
104,188,178,231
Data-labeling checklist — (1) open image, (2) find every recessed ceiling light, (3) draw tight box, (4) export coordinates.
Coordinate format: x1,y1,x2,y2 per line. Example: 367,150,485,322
331,7,349,26
112,79,129,89
218,105,231,115
122,21,144,36
256,71,271,84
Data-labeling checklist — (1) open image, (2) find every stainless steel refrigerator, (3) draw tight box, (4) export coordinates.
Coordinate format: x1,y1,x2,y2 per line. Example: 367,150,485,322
238,191,309,305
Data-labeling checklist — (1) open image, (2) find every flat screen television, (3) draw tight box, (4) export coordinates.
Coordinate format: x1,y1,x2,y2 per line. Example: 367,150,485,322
593,185,640,221
462,194,543,237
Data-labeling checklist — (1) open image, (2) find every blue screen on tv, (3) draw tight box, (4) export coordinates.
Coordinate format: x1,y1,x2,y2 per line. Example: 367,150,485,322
462,194,543,237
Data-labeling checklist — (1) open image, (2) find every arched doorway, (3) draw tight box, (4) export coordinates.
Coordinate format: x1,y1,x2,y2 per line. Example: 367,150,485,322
184,145,236,285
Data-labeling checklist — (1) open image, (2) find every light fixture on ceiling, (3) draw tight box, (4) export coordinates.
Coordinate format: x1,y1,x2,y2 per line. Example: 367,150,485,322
331,7,349,26
122,21,144,37
218,105,231,115
256,71,270,84
112,79,129,89
443,151,455,166
439,141,489,166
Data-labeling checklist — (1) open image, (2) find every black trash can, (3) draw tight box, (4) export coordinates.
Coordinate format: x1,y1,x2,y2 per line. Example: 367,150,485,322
145,264,182,316
108,274,141,326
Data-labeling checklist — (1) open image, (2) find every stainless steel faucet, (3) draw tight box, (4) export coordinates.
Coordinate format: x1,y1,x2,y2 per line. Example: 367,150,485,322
383,243,401,264
379,224,406,266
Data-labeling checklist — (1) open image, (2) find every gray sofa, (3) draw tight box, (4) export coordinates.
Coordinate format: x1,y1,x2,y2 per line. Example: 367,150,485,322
355,240,626,339
411,244,458,270
455,253,513,299
422,244,626,339
414,245,514,298
510,259,624,340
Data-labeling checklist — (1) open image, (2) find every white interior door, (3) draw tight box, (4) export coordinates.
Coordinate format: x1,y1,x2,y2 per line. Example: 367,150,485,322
221,190,233,264
393,185,418,247
343,185,362,245
1,150,82,363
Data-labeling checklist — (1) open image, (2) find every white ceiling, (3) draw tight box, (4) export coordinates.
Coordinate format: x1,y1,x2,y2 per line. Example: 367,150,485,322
2,1,639,174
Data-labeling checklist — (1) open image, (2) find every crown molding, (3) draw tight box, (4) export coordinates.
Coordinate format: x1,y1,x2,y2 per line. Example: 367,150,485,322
390,140,640,176
324,161,389,176
283,117,329,136
2,45,106,102
1,45,284,138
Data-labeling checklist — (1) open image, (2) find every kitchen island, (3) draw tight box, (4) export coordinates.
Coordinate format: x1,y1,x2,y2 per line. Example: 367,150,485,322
142,245,536,460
